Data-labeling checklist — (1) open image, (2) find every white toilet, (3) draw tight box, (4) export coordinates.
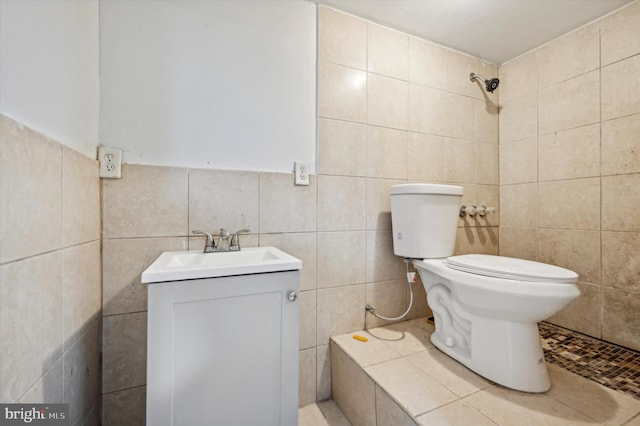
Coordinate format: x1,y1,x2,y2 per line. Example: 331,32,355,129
390,183,580,393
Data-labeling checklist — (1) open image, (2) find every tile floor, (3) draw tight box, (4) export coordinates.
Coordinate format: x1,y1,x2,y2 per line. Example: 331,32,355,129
307,317,640,426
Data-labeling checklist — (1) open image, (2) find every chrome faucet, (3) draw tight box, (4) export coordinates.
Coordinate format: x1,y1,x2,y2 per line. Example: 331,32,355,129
230,229,251,251
192,228,252,253
192,230,216,253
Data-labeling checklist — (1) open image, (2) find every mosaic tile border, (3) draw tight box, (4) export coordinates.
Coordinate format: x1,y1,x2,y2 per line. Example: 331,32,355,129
539,322,640,400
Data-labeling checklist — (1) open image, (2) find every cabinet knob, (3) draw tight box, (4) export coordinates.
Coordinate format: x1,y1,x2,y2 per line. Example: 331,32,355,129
287,291,298,302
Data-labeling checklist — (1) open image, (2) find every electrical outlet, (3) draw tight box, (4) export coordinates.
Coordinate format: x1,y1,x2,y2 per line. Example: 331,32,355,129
99,147,123,178
294,161,309,186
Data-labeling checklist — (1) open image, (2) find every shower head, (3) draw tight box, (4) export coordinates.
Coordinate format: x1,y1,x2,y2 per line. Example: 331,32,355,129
470,72,499,93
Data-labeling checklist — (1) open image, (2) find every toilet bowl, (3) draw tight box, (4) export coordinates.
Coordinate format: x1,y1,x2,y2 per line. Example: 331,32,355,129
390,184,580,393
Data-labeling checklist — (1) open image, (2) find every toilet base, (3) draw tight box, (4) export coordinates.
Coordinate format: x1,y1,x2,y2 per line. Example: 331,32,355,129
431,316,550,393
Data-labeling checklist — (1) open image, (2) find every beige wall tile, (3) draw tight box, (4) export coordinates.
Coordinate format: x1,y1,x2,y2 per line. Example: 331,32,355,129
299,291,317,350
102,164,188,238
102,312,147,393
500,138,537,185
17,358,63,404
538,178,600,230
365,279,409,328
443,138,475,183
366,126,408,179
602,231,640,291
408,37,445,88
499,50,538,103
537,24,599,89
317,285,365,344
603,287,640,350
366,230,406,282
318,6,367,70
538,70,599,135
548,281,602,339
500,183,537,228
475,100,499,144
62,147,100,247
476,143,498,185
367,178,405,230
601,1,640,66
102,237,187,316
476,185,500,227
602,173,640,231
408,84,445,135
443,49,496,100
317,231,366,288
299,347,317,407
602,54,640,121
331,342,376,425
538,124,600,181
602,113,640,175
499,227,538,261
260,232,317,291
0,252,63,402
63,321,101,426
441,93,476,141
376,385,418,426
63,241,101,347
189,169,258,233
498,93,537,144
318,61,367,123
408,133,444,182
318,118,367,177
538,229,601,284
368,23,408,80
102,386,146,426
318,175,366,231
454,227,499,255
407,276,430,320
367,74,409,130
316,345,332,401
259,173,317,233
0,116,62,262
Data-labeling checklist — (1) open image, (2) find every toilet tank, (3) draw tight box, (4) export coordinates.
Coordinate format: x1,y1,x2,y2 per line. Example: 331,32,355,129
390,184,463,258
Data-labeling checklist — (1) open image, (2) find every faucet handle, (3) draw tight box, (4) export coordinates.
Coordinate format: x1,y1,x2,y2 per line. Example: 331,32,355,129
231,228,251,251
192,230,216,253
219,228,230,238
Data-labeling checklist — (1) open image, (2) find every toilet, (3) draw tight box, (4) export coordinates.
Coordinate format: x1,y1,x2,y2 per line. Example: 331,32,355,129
390,183,580,393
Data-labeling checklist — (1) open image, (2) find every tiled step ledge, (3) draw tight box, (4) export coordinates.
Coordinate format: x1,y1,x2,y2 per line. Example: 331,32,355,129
330,318,640,426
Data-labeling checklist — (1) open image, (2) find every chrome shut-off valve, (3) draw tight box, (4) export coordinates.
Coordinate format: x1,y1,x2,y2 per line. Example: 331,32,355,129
460,205,495,218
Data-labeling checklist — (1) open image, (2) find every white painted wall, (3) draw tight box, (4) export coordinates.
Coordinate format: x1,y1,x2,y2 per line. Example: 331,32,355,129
100,0,317,173
0,0,99,159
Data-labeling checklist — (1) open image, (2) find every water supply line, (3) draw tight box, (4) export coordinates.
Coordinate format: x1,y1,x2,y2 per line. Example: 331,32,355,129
365,258,416,321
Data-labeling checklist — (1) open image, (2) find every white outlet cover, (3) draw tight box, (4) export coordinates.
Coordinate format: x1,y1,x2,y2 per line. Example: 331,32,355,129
294,161,309,186
99,146,123,178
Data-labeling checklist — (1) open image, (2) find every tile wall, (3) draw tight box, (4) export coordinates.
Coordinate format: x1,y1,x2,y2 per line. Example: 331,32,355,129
0,115,101,425
99,6,500,420
499,1,640,351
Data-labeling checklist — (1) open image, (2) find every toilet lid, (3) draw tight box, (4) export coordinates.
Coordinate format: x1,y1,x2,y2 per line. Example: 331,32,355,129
445,254,578,284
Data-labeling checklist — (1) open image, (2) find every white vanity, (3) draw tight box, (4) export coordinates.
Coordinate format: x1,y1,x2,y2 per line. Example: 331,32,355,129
141,247,301,426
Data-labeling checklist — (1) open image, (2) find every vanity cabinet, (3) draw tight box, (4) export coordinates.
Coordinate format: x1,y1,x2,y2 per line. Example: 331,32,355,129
145,270,299,426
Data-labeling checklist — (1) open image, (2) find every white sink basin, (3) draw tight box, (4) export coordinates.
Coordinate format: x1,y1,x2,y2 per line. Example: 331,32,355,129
141,247,302,283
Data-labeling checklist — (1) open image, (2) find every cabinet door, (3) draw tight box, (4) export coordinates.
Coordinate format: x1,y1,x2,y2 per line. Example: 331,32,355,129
146,271,299,426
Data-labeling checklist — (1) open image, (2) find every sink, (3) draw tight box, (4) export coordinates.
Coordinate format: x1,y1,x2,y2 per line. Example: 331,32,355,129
141,246,302,283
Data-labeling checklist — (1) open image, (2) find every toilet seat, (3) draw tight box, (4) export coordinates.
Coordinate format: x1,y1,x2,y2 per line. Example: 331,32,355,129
445,254,578,284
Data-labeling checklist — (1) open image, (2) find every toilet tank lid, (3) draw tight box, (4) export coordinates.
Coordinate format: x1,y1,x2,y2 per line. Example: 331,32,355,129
391,183,464,196
446,254,578,284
